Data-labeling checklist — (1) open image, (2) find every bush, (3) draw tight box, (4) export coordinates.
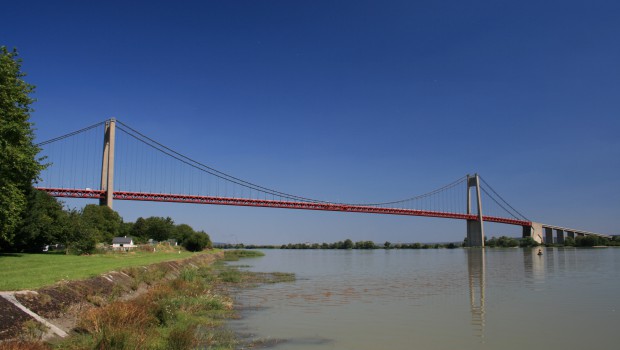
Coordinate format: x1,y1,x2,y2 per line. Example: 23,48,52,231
563,236,575,246
167,325,197,350
182,232,211,252
70,235,96,255
519,237,539,247
486,236,519,248
223,250,264,261
219,269,242,283
575,235,607,247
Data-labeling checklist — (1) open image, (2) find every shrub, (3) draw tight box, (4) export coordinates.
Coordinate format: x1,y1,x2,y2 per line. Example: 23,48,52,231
154,299,178,326
69,234,96,255
182,232,211,252
219,269,242,283
20,320,47,342
0,341,50,350
564,236,575,246
79,301,156,334
167,325,197,350
487,236,519,247
180,268,197,282
520,237,539,247
576,235,599,247
223,250,264,261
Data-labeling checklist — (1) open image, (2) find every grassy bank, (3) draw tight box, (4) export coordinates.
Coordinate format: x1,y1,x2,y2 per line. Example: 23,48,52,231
4,250,294,350
0,250,217,291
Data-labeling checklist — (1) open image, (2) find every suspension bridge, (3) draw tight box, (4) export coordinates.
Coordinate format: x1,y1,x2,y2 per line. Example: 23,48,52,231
34,119,611,246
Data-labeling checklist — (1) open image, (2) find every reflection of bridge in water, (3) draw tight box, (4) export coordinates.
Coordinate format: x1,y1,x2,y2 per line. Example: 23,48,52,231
467,249,486,338
466,247,554,339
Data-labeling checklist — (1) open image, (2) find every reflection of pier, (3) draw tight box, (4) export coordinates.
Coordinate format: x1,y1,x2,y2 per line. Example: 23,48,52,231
523,247,546,285
467,249,486,338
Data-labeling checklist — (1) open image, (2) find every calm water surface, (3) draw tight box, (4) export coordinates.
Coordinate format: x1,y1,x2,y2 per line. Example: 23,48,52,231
228,248,620,349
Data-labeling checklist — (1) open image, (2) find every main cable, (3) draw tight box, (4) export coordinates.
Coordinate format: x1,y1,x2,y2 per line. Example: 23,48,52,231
348,176,467,207
115,125,329,203
479,176,530,221
36,121,105,146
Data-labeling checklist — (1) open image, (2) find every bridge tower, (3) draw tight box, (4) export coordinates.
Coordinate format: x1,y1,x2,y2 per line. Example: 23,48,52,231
99,118,116,208
466,174,485,247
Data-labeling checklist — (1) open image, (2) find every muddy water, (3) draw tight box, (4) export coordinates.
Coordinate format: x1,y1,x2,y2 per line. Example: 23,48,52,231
228,248,620,349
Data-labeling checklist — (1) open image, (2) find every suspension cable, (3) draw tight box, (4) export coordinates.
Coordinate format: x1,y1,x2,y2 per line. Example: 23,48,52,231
36,121,105,146
348,176,467,206
115,125,330,203
480,187,519,220
479,176,530,221
37,118,496,211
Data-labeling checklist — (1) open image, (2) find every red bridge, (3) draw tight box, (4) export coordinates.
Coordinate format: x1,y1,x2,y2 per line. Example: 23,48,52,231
36,119,610,246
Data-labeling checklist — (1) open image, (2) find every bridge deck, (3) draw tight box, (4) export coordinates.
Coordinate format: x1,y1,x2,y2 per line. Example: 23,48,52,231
541,224,612,239
37,187,531,227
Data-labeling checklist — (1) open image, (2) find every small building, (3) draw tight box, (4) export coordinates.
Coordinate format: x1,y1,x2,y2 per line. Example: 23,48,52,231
112,236,136,251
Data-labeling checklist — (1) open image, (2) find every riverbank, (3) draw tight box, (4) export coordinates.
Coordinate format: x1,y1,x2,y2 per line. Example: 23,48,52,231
0,248,204,291
1,250,293,349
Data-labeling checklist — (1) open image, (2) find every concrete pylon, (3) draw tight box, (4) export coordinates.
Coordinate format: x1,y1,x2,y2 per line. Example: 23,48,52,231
466,174,485,247
99,118,116,208
523,222,543,244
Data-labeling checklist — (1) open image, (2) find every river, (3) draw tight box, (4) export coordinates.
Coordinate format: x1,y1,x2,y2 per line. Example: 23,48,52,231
227,248,620,349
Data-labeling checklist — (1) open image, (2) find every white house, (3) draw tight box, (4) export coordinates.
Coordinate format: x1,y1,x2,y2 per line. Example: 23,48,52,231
112,236,136,251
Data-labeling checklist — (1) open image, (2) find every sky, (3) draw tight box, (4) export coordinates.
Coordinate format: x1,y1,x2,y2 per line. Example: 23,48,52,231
3,0,619,244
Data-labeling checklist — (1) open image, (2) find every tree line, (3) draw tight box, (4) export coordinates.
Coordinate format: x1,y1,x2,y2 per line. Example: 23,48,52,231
220,235,620,250
2,188,212,254
218,239,463,250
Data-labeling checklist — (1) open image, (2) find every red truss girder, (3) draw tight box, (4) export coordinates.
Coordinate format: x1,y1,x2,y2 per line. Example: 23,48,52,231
36,188,532,227
39,187,105,199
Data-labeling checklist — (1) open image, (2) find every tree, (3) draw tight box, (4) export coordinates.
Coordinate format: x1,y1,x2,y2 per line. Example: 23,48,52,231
62,209,97,255
575,235,599,247
173,224,195,243
497,236,519,247
0,47,44,246
142,216,175,242
13,188,67,251
130,217,148,241
354,240,376,249
80,204,123,243
520,237,539,247
343,239,353,249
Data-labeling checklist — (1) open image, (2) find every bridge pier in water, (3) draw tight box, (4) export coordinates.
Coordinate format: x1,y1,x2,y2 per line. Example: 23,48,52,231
522,222,543,244
466,174,485,247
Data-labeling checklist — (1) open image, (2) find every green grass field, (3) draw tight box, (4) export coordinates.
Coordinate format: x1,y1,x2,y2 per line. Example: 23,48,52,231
0,250,218,291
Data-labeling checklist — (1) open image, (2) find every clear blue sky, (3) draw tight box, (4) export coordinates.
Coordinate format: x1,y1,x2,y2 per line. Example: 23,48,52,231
3,0,619,244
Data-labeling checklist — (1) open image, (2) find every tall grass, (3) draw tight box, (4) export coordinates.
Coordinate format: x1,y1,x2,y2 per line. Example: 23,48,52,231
52,262,239,349
222,250,264,261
